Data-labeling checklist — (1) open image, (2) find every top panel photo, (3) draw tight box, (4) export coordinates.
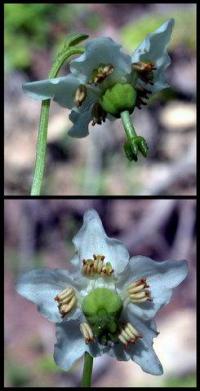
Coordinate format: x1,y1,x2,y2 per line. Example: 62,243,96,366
4,3,196,196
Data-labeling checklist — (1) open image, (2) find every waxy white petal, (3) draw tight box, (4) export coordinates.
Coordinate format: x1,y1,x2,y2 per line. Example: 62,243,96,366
54,317,109,370
70,37,132,84
23,75,80,108
16,268,85,323
131,19,174,93
118,256,188,320
72,209,130,274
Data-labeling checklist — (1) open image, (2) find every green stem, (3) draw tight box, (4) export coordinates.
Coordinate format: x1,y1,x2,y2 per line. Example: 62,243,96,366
30,46,84,196
120,110,137,141
81,352,93,387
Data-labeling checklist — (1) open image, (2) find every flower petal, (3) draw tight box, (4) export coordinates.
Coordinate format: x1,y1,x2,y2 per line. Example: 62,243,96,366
118,256,188,320
54,317,109,370
54,318,86,370
129,340,163,375
108,310,162,374
68,106,93,138
108,343,129,361
16,268,84,323
72,209,130,274
70,37,132,84
23,75,81,108
121,307,163,375
68,85,100,138
131,19,174,92
122,307,159,345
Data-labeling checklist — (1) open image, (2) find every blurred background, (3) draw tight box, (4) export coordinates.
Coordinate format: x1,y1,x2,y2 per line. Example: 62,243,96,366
4,3,196,195
4,199,196,387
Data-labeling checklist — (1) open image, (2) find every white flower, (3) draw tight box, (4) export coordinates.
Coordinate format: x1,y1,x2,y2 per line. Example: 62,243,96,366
22,20,174,139
16,208,188,375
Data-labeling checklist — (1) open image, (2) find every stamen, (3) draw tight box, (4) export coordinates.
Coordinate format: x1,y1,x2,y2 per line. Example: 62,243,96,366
90,64,114,85
128,278,151,303
59,296,76,317
129,291,147,299
58,293,74,305
97,259,104,273
55,287,74,301
126,323,140,337
74,85,87,107
91,102,107,126
80,322,94,343
54,287,77,317
130,296,151,303
118,322,142,346
128,283,146,293
118,334,128,345
132,61,156,73
121,329,130,341
124,327,134,339
82,254,114,277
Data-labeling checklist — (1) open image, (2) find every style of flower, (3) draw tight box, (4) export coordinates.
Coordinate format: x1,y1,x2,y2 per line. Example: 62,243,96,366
23,19,174,161
16,209,188,375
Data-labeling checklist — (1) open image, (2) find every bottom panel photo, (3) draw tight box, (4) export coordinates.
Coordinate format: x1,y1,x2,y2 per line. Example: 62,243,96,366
4,199,196,387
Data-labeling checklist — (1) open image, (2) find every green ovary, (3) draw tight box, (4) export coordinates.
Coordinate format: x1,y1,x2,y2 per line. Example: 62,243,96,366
82,287,123,344
99,83,137,117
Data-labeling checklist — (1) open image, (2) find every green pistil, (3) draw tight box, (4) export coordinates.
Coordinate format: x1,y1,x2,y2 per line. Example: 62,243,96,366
99,83,137,117
82,287,123,345
120,110,149,162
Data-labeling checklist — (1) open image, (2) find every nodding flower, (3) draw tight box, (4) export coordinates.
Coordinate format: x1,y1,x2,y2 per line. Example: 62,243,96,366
23,19,174,161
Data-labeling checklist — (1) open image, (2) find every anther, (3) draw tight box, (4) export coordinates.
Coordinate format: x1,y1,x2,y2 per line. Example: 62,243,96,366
128,283,146,293
126,323,140,337
128,278,148,289
74,84,87,107
59,296,77,318
128,278,151,303
91,102,107,126
80,322,94,343
118,334,128,345
55,287,74,302
82,254,113,277
90,64,114,85
132,61,156,74
55,287,77,317
129,291,148,299
118,322,141,346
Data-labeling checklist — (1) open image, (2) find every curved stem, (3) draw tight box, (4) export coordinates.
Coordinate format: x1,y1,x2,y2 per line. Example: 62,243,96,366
81,352,93,387
30,46,84,195
120,110,137,140
31,99,50,195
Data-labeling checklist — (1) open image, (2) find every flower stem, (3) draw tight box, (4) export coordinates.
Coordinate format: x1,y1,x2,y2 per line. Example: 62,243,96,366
81,352,93,387
30,46,84,196
120,110,137,140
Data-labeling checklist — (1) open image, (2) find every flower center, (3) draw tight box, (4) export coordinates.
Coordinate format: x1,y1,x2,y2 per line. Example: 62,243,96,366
81,287,122,345
99,82,137,117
